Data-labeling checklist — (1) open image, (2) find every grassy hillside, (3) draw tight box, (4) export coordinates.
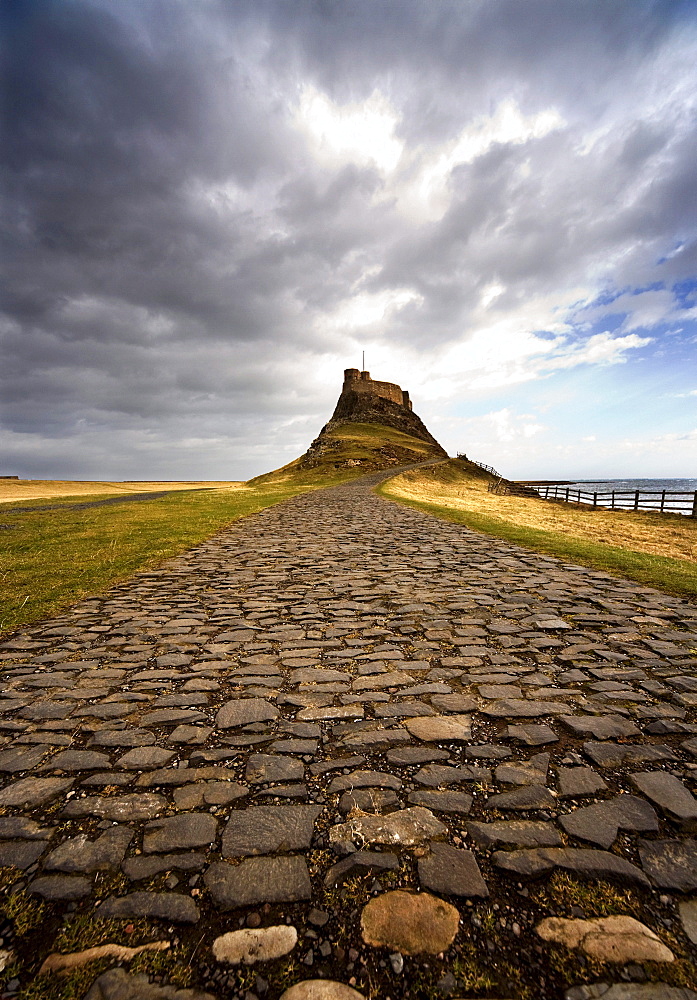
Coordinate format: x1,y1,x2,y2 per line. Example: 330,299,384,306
378,458,697,598
249,421,443,486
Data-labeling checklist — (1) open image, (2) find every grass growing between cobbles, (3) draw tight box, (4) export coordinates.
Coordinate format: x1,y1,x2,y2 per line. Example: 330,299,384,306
378,460,697,599
0,481,331,637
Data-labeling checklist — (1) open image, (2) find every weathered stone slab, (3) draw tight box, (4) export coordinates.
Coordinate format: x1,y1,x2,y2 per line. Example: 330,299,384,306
43,749,112,772
638,839,697,891
329,806,445,847
0,817,53,840
429,694,478,713
629,771,697,829
507,723,558,745
216,698,279,728
495,753,549,786
413,764,491,787
63,792,166,821
173,781,247,810
408,790,473,815
679,898,697,945
564,984,697,999
29,875,91,900
466,820,562,849
583,742,676,767
99,891,200,923
0,840,46,869
338,787,398,813
84,967,215,999
493,847,650,887
143,813,218,853
557,766,608,798
90,729,156,748
537,915,674,963
245,753,304,784
0,776,73,808
418,843,488,897
482,700,569,717
116,747,176,770
386,747,449,766
0,746,51,772
486,785,556,810
205,857,312,908
324,850,399,888
405,714,471,742
339,729,411,751
123,853,207,880
559,715,641,740
44,827,133,872
327,770,401,793
279,981,366,1000
560,795,658,848
222,805,322,857
353,671,413,691
297,704,364,721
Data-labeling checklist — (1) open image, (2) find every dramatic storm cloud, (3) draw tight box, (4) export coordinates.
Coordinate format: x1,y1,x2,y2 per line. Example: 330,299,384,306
3,0,697,479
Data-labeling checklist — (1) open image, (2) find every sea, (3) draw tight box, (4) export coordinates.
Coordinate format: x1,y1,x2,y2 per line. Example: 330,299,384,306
533,478,697,516
563,478,697,493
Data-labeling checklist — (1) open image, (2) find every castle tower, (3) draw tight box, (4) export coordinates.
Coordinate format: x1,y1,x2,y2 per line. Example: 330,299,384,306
329,368,444,451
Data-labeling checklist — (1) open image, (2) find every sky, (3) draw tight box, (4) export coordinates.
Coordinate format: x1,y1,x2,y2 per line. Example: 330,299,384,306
3,0,697,482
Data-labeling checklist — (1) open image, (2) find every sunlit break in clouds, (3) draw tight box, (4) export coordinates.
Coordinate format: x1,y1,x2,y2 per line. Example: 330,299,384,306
2,0,697,479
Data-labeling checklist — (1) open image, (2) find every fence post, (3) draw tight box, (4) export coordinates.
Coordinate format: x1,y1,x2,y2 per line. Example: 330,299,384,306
692,492,697,518
593,493,597,508
634,491,639,511
661,490,666,512
611,491,615,509
565,488,569,502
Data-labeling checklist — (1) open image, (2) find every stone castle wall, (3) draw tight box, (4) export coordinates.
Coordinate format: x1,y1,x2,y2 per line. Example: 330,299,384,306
343,369,412,410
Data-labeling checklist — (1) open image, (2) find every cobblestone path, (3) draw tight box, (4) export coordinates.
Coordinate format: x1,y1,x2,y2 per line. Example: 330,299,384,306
0,471,696,1000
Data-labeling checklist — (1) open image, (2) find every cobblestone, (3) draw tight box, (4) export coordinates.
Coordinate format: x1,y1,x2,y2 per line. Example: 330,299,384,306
0,469,695,997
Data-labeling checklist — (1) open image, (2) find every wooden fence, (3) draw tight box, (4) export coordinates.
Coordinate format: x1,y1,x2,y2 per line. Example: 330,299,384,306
529,484,697,517
457,454,501,478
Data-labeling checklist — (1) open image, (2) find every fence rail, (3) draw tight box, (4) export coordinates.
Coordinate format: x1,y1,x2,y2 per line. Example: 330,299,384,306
457,454,501,478
530,485,697,517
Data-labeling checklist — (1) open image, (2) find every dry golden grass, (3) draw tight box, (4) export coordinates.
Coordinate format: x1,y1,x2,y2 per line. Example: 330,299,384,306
0,479,243,503
384,461,697,563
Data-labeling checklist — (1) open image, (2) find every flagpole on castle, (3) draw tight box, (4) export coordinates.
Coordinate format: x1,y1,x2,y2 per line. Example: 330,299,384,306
362,350,365,371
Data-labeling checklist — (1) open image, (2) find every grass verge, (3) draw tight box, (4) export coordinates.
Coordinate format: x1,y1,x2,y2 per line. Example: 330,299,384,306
0,482,319,637
378,460,697,598
0,421,439,638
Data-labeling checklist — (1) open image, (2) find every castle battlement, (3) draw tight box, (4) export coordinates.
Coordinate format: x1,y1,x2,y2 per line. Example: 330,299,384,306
343,369,412,411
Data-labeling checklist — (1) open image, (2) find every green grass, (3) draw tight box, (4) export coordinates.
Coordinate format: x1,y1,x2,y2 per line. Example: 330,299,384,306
0,421,441,639
250,421,441,485
0,483,316,637
377,485,697,598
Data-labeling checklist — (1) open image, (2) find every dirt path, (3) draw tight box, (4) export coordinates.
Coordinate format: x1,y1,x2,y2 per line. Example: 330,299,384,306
2,488,213,516
0,470,695,999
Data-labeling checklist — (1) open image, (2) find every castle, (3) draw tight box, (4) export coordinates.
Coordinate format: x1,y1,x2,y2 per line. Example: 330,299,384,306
327,367,446,454
341,369,413,411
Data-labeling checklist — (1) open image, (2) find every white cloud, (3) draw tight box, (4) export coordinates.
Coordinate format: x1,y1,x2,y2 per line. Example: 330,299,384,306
395,99,565,222
461,407,546,445
295,86,404,173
